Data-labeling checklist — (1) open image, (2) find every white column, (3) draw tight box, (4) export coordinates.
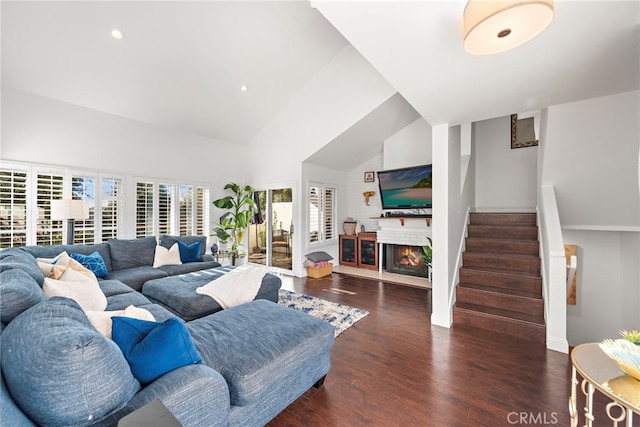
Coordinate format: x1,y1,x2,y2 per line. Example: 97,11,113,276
431,123,452,327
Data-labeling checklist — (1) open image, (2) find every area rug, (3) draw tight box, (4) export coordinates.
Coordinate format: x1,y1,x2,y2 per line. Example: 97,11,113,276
278,289,369,337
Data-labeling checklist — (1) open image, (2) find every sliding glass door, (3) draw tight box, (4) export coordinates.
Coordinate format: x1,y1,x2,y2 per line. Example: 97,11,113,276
248,188,292,271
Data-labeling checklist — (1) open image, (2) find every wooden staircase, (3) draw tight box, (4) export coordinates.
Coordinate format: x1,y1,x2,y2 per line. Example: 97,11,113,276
453,213,546,343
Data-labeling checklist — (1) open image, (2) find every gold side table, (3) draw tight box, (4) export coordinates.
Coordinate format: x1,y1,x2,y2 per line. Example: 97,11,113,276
570,343,640,427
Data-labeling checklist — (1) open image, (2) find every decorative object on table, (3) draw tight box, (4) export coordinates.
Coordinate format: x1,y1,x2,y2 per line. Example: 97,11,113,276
362,191,375,205
212,182,256,264
364,171,375,183
343,217,357,235
210,243,218,255
50,199,90,245
278,289,368,337
599,330,640,382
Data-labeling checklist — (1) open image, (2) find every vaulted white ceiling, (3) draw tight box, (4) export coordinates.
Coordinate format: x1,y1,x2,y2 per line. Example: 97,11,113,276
2,1,639,159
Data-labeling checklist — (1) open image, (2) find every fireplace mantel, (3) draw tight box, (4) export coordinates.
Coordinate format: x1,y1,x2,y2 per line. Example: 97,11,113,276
374,217,432,273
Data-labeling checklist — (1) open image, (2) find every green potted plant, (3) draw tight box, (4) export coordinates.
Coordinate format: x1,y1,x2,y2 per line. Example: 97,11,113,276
421,237,433,280
212,183,256,264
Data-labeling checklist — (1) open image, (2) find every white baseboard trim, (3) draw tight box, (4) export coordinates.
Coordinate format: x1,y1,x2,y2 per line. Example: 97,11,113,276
546,336,569,354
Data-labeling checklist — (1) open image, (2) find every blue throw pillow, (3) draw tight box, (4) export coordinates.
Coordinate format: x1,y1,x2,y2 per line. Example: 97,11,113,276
177,241,201,263
112,317,202,385
70,251,108,278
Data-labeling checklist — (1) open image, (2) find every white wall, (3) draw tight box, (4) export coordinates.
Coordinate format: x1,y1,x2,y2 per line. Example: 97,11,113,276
543,90,640,228
474,115,538,211
382,117,432,170
541,90,640,346
344,117,433,233
245,44,396,276
1,87,246,184
346,153,383,233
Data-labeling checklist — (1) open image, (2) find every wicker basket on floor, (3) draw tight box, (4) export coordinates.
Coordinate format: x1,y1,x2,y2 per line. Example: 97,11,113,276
306,262,333,278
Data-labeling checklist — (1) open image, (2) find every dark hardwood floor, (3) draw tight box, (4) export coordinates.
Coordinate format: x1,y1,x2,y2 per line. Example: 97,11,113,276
267,273,626,427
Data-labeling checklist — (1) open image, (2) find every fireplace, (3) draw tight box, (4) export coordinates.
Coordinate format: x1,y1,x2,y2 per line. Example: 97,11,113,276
385,244,428,278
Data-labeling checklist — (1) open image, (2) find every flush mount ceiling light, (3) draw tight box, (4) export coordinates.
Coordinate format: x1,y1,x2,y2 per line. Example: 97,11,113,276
463,0,554,55
110,28,126,40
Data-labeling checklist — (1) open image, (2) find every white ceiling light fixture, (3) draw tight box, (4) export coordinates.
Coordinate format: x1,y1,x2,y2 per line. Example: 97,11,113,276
240,85,248,92
110,28,126,40
463,0,554,55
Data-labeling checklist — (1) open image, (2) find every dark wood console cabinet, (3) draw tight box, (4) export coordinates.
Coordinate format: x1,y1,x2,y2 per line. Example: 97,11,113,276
339,232,378,270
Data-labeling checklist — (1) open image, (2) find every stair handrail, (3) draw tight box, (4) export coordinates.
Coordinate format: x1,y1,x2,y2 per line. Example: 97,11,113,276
538,184,569,353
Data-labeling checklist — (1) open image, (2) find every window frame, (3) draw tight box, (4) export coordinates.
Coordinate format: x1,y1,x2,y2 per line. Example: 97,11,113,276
308,183,336,245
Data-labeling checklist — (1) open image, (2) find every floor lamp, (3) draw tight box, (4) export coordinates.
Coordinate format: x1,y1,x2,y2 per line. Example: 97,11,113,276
50,200,89,245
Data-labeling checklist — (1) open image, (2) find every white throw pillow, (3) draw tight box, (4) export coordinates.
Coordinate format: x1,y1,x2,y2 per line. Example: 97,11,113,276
36,252,68,276
43,268,107,312
153,243,182,268
86,305,156,339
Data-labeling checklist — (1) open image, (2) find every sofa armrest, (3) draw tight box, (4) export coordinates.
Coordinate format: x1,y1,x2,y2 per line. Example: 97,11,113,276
96,365,230,427
201,253,215,262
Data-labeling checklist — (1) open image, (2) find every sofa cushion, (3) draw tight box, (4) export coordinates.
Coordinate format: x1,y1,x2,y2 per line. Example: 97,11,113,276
157,259,221,276
108,237,157,271
142,267,282,321
187,299,334,407
0,248,45,285
305,251,334,263
152,243,182,268
1,297,140,426
70,251,109,278
112,317,202,385
159,235,207,257
43,268,108,312
105,266,169,292
0,269,45,324
177,241,202,263
21,243,113,272
87,305,155,339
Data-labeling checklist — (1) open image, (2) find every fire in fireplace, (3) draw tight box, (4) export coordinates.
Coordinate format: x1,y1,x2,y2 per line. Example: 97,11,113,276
385,244,428,278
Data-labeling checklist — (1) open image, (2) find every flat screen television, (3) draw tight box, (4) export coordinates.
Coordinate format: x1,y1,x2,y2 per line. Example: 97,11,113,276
377,164,433,210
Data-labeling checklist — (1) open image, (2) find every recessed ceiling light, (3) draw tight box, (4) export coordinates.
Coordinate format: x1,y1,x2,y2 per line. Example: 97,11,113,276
111,28,126,40
240,85,248,92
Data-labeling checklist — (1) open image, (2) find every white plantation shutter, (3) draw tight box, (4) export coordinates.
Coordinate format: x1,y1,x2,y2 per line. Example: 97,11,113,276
179,185,193,236
323,188,335,240
0,167,28,247
36,172,64,246
72,175,96,244
159,183,175,236
196,187,209,236
136,181,154,238
101,177,122,241
308,185,336,244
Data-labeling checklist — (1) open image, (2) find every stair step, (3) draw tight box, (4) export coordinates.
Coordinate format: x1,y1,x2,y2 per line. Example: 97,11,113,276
465,237,539,256
459,267,542,294
469,213,537,226
462,252,541,274
454,302,545,343
468,224,538,241
457,283,543,316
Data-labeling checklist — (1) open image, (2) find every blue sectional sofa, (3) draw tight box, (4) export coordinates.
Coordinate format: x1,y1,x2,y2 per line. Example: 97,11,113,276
0,239,335,426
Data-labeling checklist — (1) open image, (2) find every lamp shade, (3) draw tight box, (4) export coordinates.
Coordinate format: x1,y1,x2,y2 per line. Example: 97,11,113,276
50,199,89,220
464,0,554,55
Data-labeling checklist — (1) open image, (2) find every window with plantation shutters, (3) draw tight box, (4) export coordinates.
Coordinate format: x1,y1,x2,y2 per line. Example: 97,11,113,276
72,175,96,244
196,187,209,236
179,185,193,236
136,181,154,238
159,183,175,236
308,185,335,244
101,177,122,241
36,172,65,246
0,168,28,248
